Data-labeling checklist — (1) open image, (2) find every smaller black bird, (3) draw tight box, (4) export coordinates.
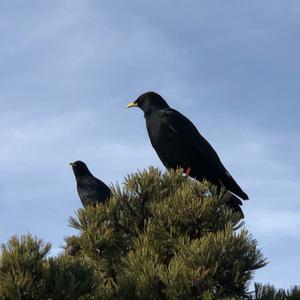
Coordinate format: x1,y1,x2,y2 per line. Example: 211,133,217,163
70,160,111,207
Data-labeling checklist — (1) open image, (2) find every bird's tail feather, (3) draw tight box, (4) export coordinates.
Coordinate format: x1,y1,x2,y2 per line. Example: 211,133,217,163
226,193,244,218
220,172,249,200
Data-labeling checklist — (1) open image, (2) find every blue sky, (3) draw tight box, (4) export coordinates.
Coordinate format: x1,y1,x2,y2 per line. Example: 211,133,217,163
0,0,299,288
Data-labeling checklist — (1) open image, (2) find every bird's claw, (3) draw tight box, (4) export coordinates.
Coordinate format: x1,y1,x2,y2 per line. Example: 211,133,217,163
185,167,191,177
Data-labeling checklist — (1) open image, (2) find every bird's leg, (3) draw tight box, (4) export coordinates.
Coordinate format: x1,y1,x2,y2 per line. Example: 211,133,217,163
185,167,191,177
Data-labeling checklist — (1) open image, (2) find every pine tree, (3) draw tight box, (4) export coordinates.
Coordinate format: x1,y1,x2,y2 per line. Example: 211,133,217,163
252,283,300,300
0,234,96,299
67,168,266,299
1,167,286,299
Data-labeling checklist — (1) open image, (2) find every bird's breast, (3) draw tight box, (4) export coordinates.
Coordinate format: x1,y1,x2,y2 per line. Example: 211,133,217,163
146,116,189,169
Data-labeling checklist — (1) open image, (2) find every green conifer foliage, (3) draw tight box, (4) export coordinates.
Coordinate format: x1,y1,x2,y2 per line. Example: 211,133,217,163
251,284,300,300
68,168,267,299
0,168,275,299
0,234,96,300
0,234,50,299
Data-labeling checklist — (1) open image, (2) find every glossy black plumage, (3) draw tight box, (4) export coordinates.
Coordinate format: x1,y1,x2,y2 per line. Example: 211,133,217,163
128,91,248,216
70,161,111,207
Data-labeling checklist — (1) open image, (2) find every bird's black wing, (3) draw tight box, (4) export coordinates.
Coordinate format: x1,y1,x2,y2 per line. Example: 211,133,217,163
160,108,248,200
78,176,111,206
160,108,222,165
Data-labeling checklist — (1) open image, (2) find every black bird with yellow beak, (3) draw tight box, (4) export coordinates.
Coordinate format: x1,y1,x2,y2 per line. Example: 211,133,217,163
70,160,111,207
127,91,248,217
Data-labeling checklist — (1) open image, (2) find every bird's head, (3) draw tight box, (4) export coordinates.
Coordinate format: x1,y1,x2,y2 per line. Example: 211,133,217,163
69,160,92,177
127,91,170,116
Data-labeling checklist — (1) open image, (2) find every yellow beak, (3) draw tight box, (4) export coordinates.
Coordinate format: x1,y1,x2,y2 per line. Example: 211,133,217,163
127,101,138,108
